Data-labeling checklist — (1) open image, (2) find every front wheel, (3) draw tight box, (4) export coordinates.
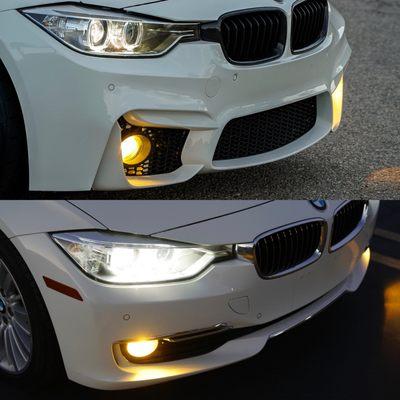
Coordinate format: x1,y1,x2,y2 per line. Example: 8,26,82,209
0,237,65,390
0,258,33,374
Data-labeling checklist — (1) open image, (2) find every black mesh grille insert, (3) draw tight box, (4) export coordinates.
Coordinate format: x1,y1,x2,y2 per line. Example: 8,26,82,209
291,0,328,52
331,201,368,248
220,10,287,63
120,122,189,177
255,221,324,278
213,97,317,161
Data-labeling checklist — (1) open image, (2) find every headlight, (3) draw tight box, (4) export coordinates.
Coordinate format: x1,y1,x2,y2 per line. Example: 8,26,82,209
22,5,200,57
52,231,232,284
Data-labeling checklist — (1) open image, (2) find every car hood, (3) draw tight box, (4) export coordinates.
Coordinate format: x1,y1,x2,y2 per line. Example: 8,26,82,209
69,200,269,237
0,201,351,245
69,200,344,245
0,1,158,12
2,0,291,21
125,0,292,21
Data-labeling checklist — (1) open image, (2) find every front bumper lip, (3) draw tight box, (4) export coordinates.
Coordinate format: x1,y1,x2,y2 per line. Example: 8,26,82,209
113,279,348,366
111,253,369,390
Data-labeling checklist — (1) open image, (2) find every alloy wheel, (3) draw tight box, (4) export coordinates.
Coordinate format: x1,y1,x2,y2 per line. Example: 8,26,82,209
0,258,32,374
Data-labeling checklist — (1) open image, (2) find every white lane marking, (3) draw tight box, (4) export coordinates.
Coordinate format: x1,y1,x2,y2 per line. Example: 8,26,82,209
372,253,400,271
374,228,400,244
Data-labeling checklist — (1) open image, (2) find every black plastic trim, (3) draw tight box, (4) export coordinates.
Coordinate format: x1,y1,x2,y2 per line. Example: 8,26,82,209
201,7,287,66
291,0,329,54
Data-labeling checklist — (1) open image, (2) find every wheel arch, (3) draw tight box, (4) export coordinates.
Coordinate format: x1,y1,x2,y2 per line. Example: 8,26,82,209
0,55,30,189
0,227,67,384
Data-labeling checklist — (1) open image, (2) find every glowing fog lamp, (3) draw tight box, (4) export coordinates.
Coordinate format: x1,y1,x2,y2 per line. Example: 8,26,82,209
121,134,151,166
126,339,159,358
332,76,344,131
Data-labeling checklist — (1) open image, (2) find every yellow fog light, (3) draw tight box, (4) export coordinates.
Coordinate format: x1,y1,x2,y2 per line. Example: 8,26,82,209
126,339,159,358
362,247,371,266
332,76,344,131
121,134,151,166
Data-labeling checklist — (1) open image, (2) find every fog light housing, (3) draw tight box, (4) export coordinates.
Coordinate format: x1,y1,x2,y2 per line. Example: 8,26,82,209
119,117,189,177
121,134,152,166
115,324,232,365
332,76,344,131
126,339,159,358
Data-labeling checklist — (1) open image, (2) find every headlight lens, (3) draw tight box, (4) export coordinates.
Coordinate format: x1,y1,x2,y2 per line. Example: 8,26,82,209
52,231,231,284
22,5,199,57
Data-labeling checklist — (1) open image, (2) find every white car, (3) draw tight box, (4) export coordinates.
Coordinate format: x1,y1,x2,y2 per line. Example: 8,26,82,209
0,0,350,192
0,200,377,390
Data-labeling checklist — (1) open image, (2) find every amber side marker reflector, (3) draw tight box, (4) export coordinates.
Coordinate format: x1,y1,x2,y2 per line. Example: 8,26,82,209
43,276,83,301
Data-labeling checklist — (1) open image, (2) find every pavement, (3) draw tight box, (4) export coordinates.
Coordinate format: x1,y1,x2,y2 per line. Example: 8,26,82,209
1,201,400,399
27,0,400,200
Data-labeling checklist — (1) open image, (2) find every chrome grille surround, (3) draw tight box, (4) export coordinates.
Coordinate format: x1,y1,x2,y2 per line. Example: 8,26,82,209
330,201,369,252
236,219,328,279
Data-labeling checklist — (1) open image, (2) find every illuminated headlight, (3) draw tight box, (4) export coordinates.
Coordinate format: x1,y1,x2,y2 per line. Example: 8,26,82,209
22,5,200,57
51,231,232,284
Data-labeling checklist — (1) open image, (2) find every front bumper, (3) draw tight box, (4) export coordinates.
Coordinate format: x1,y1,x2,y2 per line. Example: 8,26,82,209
0,5,350,191
11,202,378,390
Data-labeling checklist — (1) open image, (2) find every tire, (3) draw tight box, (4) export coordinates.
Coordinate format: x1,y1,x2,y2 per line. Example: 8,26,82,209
0,65,28,194
0,235,65,391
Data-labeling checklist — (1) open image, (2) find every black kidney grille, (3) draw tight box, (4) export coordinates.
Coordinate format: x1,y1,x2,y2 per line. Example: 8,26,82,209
331,201,368,248
213,97,317,161
220,10,286,63
120,123,189,177
292,0,328,52
255,221,323,278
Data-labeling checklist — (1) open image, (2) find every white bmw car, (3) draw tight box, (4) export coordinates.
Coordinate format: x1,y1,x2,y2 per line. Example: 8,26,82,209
0,0,350,192
0,200,377,390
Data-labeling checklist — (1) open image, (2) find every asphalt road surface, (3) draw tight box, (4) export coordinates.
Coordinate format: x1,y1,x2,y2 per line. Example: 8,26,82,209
26,0,400,200
2,202,400,399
